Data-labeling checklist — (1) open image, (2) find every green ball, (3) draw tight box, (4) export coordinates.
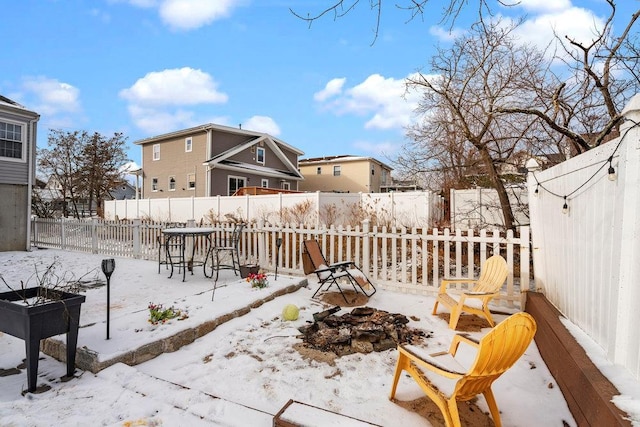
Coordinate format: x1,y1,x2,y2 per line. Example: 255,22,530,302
282,304,300,321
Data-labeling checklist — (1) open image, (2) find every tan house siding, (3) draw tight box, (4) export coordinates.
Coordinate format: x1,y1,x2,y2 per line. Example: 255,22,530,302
299,156,392,193
141,130,209,198
136,124,304,199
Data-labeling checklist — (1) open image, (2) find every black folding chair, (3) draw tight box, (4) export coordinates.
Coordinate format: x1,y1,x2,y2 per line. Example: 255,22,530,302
210,223,246,300
302,239,376,303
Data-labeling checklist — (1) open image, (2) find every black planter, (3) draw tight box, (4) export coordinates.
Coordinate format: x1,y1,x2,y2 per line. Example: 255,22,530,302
0,286,86,392
239,264,259,279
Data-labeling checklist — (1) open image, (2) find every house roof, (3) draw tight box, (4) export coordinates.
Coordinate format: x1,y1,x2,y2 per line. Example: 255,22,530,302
203,135,304,181
0,94,39,119
299,154,393,171
132,122,304,156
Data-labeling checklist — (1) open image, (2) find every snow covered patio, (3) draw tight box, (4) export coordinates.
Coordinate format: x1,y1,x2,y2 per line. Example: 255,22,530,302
0,248,582,426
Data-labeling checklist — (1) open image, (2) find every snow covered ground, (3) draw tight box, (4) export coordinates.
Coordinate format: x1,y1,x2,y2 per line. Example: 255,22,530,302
0,248,635,426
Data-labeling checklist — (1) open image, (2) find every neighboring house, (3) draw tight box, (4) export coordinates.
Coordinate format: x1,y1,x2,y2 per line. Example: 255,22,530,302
0,95,39,251
298,155,393,193
108,180,137,200
380,178,424,193
134,124,304,198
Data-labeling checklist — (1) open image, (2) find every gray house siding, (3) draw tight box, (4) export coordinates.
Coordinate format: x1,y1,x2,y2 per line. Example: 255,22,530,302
0,110,34,185
0,96,39,251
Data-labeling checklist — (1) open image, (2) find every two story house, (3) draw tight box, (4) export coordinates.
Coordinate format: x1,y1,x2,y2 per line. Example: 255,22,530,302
134,123,304,198
0,95,39,251
298,155,393,193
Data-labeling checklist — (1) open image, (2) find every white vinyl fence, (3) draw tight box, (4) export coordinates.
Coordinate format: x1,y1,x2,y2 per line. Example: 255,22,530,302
450,187,529,230
527,94,640,380
31,218,530,308
104,191,445,228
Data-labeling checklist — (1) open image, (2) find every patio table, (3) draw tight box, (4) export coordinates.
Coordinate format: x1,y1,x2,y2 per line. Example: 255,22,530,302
161,227,214,282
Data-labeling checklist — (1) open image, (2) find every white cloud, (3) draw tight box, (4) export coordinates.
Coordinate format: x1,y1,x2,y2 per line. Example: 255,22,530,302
428,25,465,42
242,115,281,136
513,7,606,50
313,78,346,102
159,0,245,31
120,67,228,107
119,0,245,30
120,68,230,134
315,73,420,131
21,76,81,116
516,0,572,13
126,105,198,134
353,140,398,157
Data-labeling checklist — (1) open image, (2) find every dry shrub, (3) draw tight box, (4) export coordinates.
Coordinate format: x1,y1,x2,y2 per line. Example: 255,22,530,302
280,200,316,225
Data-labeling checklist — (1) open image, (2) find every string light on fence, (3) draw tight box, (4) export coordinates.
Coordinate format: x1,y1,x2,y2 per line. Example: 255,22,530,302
534,184,539,196
607,156,616,181
562,196,569,214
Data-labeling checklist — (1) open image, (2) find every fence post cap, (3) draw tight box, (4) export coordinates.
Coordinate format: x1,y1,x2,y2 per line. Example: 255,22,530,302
526,158,541,172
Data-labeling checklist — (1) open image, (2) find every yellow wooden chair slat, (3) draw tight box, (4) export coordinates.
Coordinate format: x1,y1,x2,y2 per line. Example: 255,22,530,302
390,312,537,427
432,255,508,330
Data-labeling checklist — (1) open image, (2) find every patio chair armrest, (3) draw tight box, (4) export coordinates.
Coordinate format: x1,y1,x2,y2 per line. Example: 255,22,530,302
463,291,497,296
314,266,336,274
449,333,480,356
329,260,354,269
400,345,465,378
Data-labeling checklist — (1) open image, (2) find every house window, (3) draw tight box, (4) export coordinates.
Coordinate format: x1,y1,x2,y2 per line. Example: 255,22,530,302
316,167,322,175
382,169,388,184
187,173,196,190
185,137,192,152
371,166,375,175
228,176,246,195
256,147,265,164
168,176,176,191
0,120,25,161
152,178,158,192
333,165,341,176
281,181,290,190
152,144,160,161
261,178,269,188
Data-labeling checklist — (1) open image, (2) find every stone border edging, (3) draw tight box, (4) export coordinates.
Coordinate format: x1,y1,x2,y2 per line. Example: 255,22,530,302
41,280,308,374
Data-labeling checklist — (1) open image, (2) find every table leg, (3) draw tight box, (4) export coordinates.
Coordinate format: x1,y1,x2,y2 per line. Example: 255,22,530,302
166,235,175,279
181,234,186,282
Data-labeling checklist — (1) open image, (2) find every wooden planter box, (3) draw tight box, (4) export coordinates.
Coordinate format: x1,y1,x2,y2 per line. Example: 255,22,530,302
0,286,86,392
525,291,630,426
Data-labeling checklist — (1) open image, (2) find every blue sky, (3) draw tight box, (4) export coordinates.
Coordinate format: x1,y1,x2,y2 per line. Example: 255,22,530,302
2,0,635,170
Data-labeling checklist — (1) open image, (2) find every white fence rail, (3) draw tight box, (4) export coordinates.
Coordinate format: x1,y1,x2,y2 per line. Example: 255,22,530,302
104,191,445,228
31,218,530,308
527,95,640,380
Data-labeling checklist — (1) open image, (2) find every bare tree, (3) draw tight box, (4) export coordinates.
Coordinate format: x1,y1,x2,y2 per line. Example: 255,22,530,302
290,0,517,43
498,1,640,155
405,20,546,230
81,132,129,217
38,130,129,219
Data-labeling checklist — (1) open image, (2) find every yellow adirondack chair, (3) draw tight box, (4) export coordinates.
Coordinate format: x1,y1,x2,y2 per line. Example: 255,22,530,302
432,254,508,330
389,312,537,427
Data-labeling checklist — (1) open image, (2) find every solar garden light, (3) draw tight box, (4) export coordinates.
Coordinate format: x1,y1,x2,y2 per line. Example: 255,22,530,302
275,238,283,280
101,259,116,340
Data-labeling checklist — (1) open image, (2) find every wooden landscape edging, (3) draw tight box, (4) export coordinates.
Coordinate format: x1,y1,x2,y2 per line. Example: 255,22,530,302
525,291,631,427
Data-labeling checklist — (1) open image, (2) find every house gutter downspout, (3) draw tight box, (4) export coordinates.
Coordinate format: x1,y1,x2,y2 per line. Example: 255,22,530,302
26,116,39,251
